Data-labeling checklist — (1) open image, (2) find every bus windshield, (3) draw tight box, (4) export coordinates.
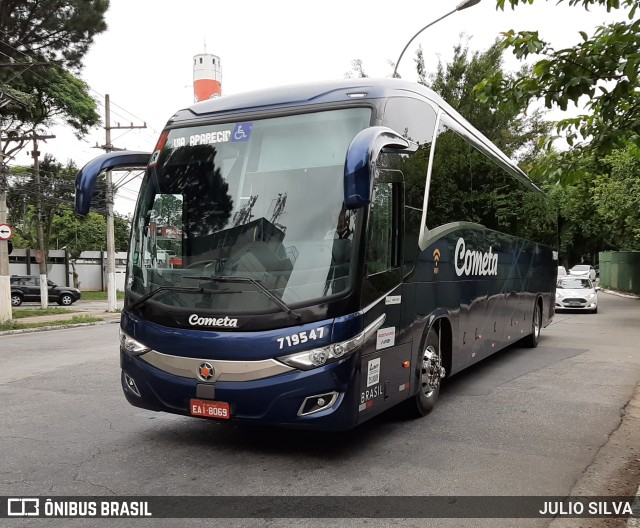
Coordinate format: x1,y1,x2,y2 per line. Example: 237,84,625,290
128,107,372,314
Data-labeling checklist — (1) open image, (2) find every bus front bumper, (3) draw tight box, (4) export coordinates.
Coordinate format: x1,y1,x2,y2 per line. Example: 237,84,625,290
120,350,362,431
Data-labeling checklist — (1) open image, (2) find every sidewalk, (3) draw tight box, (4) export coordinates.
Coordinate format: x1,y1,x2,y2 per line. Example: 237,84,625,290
1,300,121,335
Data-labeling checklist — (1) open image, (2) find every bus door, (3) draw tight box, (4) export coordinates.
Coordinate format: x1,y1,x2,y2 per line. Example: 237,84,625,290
357,169,413,420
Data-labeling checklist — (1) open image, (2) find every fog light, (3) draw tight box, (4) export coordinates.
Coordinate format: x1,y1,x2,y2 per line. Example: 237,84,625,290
298,392,339,416
124,373,141,397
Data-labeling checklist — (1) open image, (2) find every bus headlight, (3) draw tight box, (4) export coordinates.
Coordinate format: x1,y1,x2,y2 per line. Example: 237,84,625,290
119,329,151,356
278,331,365,370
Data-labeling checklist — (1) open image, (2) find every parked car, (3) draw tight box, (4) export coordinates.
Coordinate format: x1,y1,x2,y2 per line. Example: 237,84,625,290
10,276,82,307
558,266,568,278
555,276,598,313
569,264,597,281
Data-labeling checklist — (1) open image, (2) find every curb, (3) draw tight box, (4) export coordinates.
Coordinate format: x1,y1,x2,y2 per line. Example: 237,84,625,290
601,289,640,300
0,318,120,337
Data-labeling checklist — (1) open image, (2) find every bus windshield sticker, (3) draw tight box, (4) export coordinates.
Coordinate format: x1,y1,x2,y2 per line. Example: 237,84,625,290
385,295,401,305
376,327,395,350
148,150,161,166
187,130,232,146
367,358,381,387
231,122,253,142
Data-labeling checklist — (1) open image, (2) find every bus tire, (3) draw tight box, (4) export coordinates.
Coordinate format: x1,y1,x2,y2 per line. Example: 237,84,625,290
525,300,542,348
414,327,445,417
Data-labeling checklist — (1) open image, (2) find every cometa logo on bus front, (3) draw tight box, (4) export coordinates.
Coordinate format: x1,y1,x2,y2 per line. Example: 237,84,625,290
454,237,498,277
188,314,238,328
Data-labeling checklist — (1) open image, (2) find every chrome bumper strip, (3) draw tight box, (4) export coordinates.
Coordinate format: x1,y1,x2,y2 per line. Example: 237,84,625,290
139,351,294,382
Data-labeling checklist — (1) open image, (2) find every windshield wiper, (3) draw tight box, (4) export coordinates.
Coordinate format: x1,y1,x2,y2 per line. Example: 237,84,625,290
183,275,302,321
127,285,239,312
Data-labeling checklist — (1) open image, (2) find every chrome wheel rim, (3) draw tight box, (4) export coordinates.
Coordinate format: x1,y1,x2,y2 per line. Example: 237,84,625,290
533,305,540,339
421,345,445,398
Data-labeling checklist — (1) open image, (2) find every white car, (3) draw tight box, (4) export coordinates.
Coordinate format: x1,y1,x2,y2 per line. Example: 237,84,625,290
558,266,568,278
569,264,596,281
555,277,598,313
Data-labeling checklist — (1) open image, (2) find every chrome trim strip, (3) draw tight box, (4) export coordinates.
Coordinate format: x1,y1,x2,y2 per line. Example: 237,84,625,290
364,313,386,342
139,350,294,382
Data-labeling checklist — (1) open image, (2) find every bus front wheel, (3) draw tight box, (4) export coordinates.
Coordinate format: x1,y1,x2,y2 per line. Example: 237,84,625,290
414,328,446,416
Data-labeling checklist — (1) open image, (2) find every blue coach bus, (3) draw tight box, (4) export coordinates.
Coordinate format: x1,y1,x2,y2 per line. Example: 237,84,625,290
76,79,557,430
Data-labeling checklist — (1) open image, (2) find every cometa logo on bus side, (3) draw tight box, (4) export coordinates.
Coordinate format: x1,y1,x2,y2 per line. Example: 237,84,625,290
454,237,498,277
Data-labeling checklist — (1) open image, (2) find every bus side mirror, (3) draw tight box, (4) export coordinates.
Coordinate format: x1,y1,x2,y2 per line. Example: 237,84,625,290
75,151,152,216
343,126,412,210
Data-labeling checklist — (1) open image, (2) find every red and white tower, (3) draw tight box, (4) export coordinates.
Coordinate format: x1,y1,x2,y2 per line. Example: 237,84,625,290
193,53,222,102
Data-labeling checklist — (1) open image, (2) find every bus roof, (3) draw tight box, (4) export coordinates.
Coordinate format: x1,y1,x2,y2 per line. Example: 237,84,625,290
167,78,452,125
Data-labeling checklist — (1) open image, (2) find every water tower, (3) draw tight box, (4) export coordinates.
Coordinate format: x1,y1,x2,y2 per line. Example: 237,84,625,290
193,53,222,102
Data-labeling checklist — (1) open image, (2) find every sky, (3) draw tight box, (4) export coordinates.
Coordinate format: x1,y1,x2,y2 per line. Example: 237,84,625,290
9,0,630,215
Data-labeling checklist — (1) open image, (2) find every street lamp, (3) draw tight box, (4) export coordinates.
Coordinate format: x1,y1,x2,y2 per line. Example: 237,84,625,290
392,0,482,78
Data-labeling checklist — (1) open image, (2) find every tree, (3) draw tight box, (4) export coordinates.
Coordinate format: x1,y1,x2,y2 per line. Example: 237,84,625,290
540,158,614,264
0,0,109,152
592,144,640,250
51,209,129,288
475,0,640,179
7,155,118,253
7,155,77,252
0,0,109,70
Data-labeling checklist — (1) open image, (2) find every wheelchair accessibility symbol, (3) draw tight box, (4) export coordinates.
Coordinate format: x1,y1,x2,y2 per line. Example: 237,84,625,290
231,122,253,142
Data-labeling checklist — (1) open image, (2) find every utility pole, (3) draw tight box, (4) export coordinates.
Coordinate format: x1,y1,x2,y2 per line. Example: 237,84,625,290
31,132,56,309
0,137,11,323
98,94,146,312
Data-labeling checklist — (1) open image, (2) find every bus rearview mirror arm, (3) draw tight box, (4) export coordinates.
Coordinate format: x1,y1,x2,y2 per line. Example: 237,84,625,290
343,126,413,210
75,151,152,216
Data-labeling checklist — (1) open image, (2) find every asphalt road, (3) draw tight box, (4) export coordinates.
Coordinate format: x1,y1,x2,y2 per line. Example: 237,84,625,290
1,292,639,528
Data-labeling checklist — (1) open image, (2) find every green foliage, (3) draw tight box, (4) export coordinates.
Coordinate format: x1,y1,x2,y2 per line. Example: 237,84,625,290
80,290,124,300
7,155,77,251
415,46,427,86
0,314,103,332
51,209,129,258
10,67,100,136
429,41,551,160
592,144,640,249
476,0,640,180
12,308,75,319
0,0,108,140
0,0,109,70
6,155,129,254
497,0,637,12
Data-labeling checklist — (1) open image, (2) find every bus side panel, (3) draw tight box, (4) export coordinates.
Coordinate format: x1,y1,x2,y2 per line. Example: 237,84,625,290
405,225,555,378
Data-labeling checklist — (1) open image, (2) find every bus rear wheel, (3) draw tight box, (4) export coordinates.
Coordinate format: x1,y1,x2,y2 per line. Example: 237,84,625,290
414,328,446,416
525,301,542,348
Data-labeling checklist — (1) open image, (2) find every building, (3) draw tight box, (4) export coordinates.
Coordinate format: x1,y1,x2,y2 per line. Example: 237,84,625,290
193,53,222,102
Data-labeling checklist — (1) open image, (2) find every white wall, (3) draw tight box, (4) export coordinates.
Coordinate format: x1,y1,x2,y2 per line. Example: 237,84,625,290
9,249,127,291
